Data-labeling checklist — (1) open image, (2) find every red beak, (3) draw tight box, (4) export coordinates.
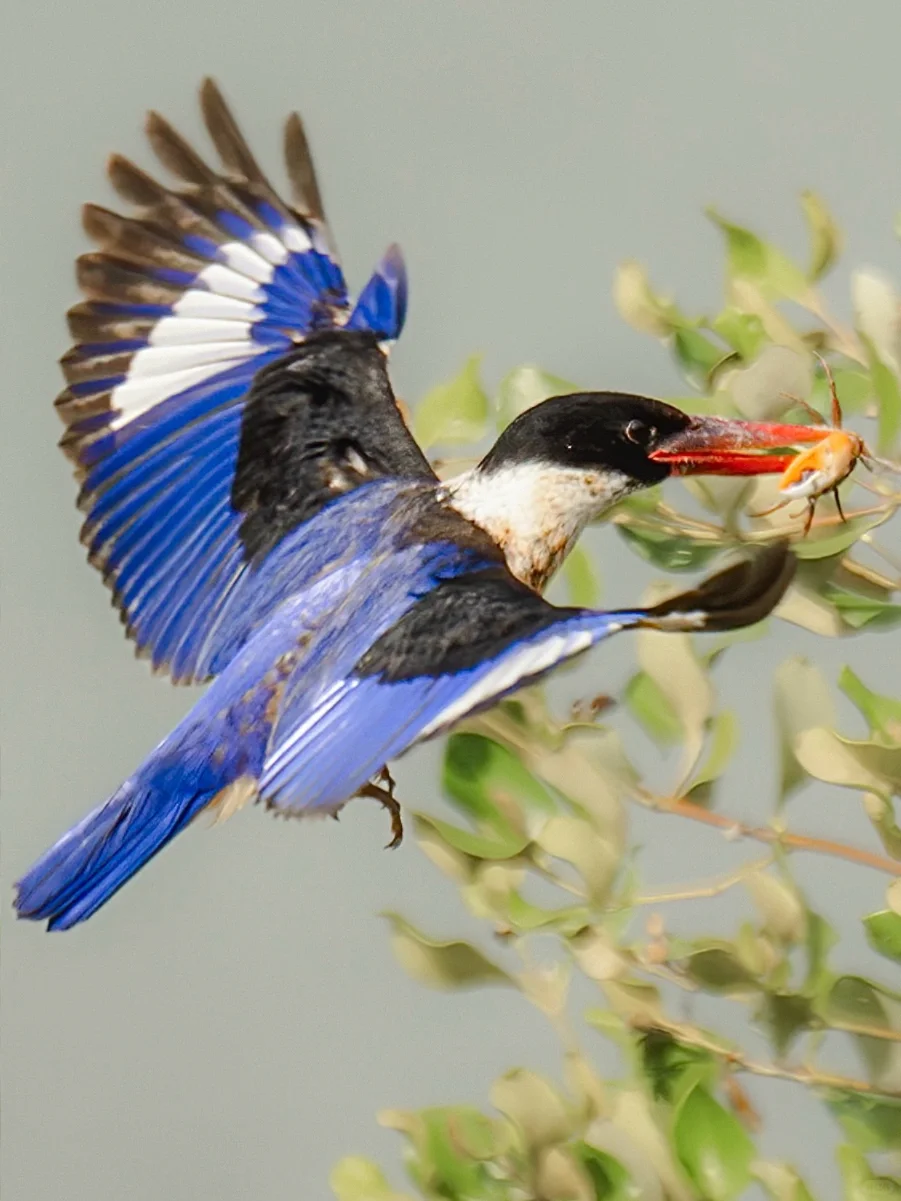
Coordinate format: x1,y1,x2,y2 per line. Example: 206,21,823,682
649,416,826,476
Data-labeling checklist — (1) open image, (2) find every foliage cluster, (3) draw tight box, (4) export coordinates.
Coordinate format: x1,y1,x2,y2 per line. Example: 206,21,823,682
333,197,901,1200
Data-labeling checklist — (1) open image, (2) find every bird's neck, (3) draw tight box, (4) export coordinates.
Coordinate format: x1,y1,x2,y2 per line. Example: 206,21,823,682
442,463,632,592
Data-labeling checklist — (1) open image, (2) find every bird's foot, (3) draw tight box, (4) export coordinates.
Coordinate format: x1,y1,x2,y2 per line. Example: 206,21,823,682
360,768,404,849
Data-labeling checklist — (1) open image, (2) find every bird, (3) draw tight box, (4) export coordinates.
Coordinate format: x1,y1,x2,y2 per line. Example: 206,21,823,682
15,79,819,931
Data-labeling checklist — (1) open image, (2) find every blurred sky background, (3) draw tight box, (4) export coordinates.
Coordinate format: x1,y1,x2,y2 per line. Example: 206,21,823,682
3,3,901,1198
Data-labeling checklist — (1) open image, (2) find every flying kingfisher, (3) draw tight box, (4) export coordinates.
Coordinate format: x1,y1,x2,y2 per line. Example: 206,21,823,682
15,80,822,931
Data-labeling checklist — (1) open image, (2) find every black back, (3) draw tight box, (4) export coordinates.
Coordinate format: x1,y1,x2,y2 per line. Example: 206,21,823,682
232,330,435,561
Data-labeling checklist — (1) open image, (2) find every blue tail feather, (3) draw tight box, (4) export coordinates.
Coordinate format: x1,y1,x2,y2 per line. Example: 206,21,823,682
14,766,218,931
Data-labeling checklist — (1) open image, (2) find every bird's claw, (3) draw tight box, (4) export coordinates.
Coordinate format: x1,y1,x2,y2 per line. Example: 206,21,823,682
360,768,404,849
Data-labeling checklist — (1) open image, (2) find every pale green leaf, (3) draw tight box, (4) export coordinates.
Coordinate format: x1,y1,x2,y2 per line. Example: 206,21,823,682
861,330,901,453
624,670,683,745
689,710,739,794
773,655,836,802
754,1160,817,1201
727,344,812,420
496,363,578,428
800,190,843,281
745,871,807,944
794,728,897,798
413,354,489,449
536,815,619,904
637,628,712,770
535,1146,595,1201
382,913,512,990
330,1157,414,1201
613,260,679,337
490,1069,572,1148
562,544,601,606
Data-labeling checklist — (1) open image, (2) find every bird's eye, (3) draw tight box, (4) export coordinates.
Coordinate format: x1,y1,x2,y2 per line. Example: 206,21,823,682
625,420,655,446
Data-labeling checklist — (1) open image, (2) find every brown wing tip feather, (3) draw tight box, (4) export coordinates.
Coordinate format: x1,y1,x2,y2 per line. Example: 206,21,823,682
283,111,325,221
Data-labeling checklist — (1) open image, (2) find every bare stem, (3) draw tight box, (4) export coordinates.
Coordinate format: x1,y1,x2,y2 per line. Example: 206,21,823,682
634,791,901,876
633,857,772,905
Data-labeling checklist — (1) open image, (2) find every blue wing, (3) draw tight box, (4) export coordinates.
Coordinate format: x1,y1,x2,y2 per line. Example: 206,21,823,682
259,542,796,816
57,79,422,683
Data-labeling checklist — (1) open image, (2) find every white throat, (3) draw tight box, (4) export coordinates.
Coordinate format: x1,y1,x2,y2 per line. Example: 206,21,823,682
442,462,634,591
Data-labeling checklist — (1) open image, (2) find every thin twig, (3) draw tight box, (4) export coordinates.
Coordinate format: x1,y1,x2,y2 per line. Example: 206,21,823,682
633,857,772,905
634,792,901,876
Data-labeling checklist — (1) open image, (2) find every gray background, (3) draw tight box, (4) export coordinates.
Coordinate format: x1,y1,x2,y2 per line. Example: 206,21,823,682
3,3,901,1198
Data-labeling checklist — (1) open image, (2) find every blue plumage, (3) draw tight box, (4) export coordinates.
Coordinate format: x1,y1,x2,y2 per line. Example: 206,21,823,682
18,80,798,931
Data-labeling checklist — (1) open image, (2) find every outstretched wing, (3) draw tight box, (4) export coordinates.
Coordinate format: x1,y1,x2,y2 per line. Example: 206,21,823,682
259,543,795,817
57,78,431,683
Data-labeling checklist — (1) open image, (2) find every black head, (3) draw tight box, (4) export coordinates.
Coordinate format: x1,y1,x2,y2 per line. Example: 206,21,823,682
478,392,693,485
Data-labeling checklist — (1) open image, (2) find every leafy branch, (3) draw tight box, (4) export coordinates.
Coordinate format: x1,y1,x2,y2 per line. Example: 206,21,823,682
334,196,901,1198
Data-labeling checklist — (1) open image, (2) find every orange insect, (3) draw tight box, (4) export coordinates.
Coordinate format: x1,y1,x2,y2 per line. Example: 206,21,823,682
756,356,869,535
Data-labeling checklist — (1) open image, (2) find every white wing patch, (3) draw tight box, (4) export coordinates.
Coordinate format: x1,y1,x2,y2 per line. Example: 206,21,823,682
419,627,599,738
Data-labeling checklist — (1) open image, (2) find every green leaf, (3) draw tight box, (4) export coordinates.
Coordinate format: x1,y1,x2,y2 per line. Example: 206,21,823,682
839,667,901,743
672,327,726,387
827,1092,901,1153
773,655,836,803
379,1107,512,1201
803,910,838,996
624,671,683,745
382,913,512,990
413,811,530,861
800,190,843,281
443,731,556,826
758,991,815,1057
861,331,901,453
616,523,723,571
562,544,601,606
638,1029,716,1103
684,946,760,995
496,363,578,428
576,1143,636,1201
863,910,901,964
330,1157,413,1201
707,208,812,302
413,354,489,449
710,308,767,359
673,1083,755,1201
824,976,901,1084
490,1069,573,1149
824,587,901,631
790,511,890,560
